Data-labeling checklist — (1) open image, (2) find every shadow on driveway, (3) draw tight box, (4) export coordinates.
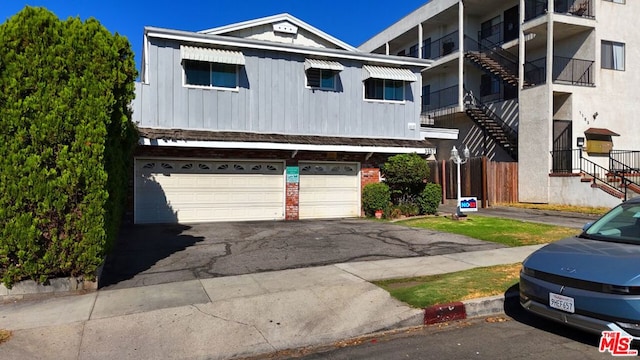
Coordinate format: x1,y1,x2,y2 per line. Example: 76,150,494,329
99,219,505,290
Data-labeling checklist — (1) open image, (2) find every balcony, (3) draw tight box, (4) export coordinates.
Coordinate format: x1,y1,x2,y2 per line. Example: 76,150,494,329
524,56,594,87
525,0,594,22
423,31,459,60
421,85,459,127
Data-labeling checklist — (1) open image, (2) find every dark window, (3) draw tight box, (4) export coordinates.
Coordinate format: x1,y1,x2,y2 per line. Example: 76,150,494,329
365,79,405,101
306,68,336,89
480,74,500,97
184,60,238,88
422,38,432,59
397,49,406,56
409,44,419,58
422,85,431,106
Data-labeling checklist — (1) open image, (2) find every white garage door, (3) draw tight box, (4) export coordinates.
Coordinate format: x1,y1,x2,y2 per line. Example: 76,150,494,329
299,162,360,219
135,159,285,224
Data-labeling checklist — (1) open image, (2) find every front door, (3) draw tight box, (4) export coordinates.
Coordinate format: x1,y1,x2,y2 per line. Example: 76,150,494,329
552,120,573,173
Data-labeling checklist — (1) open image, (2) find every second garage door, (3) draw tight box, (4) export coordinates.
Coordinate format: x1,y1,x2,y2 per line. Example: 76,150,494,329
135,159,285,224
299,162,360,219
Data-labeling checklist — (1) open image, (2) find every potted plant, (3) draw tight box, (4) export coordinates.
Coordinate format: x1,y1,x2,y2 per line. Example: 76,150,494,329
362,182,391,219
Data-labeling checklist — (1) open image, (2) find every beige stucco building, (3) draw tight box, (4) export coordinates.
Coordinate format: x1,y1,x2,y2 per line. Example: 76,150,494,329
360,0,639,207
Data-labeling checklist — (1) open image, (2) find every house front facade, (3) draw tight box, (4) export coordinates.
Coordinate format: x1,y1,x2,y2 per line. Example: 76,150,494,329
131,14,443,224
360,0,640,208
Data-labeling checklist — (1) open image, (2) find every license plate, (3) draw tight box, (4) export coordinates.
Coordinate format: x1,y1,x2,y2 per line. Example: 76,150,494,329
549,292,575,313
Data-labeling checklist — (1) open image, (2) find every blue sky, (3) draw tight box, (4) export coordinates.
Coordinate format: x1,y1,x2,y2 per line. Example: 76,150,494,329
1,1,429,72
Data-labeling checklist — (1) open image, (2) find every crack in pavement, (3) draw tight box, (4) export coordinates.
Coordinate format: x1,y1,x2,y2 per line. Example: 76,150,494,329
190,304,277,352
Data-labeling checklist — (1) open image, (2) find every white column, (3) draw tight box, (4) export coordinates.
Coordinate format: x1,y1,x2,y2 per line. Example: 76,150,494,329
458,0,465,112
418,23,424,59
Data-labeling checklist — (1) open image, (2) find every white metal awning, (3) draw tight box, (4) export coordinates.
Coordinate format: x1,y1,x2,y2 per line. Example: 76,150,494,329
180,45,245,65
363,65,417,82
304,58,344,71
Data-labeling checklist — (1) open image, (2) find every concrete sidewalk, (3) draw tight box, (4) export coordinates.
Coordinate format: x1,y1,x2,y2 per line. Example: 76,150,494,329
0,244,542,360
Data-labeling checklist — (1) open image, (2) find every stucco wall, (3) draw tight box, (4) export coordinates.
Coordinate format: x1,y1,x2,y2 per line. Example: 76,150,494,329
519,85,551,202
549,176,622,208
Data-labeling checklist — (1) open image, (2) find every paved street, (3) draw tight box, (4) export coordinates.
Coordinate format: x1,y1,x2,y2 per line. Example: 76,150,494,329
267,296,611,360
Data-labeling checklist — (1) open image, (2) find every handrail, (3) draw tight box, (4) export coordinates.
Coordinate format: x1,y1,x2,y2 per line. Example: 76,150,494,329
524,56,594,87
525,0,595,21
465,90,518,142
550,149,640,201
464,35,518,75
610,150,640,172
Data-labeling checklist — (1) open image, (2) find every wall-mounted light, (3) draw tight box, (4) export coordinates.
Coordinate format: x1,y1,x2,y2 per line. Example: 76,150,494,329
577,137,585,148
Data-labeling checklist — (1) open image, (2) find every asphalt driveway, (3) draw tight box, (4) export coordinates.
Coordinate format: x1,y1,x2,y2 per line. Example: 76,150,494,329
99,218,505,290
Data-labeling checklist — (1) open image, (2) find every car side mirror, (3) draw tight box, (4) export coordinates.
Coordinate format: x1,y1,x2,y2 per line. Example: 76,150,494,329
582,222,593,231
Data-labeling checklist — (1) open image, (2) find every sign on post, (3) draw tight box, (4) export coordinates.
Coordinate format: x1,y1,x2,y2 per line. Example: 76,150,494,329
459,197,478,212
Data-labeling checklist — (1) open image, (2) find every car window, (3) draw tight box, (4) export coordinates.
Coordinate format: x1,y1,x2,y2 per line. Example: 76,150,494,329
585,204,640,242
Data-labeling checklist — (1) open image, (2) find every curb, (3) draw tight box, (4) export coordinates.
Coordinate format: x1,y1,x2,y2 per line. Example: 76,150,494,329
423,291,519,325
0,261,104,302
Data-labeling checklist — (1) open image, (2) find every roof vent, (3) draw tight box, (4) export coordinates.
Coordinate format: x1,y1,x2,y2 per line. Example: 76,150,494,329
273,21,298,35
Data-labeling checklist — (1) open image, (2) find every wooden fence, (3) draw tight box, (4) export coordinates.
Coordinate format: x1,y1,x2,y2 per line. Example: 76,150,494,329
428,157,518,207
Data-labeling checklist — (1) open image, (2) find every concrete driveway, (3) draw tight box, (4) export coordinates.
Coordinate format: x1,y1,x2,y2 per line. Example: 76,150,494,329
100,218,505,290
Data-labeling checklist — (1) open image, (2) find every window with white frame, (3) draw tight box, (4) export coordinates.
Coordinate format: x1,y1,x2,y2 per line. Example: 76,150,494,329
304,59,343,90
180,46,244,89
602,40,625,71
603,0,625,4
362,65,416,102
184,60,238,88
364,79,405,101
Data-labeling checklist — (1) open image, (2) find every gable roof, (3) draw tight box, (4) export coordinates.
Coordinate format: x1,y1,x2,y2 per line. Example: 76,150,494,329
198,13,359,52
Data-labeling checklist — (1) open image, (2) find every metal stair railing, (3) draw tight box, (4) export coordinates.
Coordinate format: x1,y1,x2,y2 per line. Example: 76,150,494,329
465,91,518,144
609,157,640,201
465,36,518,77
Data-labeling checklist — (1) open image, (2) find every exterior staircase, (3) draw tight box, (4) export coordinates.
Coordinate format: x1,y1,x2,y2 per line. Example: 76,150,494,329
465,51,524,87
464,94,518,161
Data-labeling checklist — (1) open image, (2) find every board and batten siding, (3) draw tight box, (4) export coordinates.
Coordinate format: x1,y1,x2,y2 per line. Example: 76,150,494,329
133,38,422,140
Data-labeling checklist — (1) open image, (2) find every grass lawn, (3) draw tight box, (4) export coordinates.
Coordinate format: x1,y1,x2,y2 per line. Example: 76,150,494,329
398,215,580,247
497,202,609,216
374,263,521,308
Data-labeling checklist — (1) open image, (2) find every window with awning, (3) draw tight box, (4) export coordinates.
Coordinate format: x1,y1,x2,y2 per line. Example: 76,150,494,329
180,46,245,89
363,65,415,101
304,59,343,90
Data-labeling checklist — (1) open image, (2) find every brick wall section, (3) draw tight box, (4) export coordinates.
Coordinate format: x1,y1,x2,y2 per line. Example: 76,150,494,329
361,168,381,189
285,183,299,220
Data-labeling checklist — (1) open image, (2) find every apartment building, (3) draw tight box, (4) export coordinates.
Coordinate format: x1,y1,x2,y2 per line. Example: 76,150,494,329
131,14,437,224
360,0,640,207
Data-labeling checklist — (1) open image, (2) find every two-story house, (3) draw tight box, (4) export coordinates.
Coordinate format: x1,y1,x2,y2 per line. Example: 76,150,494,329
131,14,440,224
360,0,640,208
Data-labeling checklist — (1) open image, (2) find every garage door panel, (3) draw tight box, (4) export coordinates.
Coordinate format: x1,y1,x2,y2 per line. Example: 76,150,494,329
135,159,285,224
299,162,360,220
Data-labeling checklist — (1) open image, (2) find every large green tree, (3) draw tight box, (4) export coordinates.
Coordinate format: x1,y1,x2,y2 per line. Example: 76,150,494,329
0,7,138,286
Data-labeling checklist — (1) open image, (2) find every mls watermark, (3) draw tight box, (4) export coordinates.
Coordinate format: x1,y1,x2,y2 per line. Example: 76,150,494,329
599,331,638,356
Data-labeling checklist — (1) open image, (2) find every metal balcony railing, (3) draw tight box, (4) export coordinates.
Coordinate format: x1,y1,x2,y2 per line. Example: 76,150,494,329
478,22,504,47
422,85,459,114
525,0,595,21
524,56,594,87
423,31,459,60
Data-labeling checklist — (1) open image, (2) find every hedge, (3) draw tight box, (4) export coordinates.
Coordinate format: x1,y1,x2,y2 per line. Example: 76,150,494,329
0,7,138,287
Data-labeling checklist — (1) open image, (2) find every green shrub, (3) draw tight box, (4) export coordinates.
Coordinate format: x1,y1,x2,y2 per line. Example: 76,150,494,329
397,201,421,217
381,153,429,204
0,7,137,287
362,183,391,217
419,183,443,215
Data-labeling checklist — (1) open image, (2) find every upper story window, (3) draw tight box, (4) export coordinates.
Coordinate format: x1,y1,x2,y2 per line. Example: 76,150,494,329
365,79,404,101
409,44,419,58
184,61,238,88
304,59,343,91
180,45,245,89
602,40,625,71
362,65,416,102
